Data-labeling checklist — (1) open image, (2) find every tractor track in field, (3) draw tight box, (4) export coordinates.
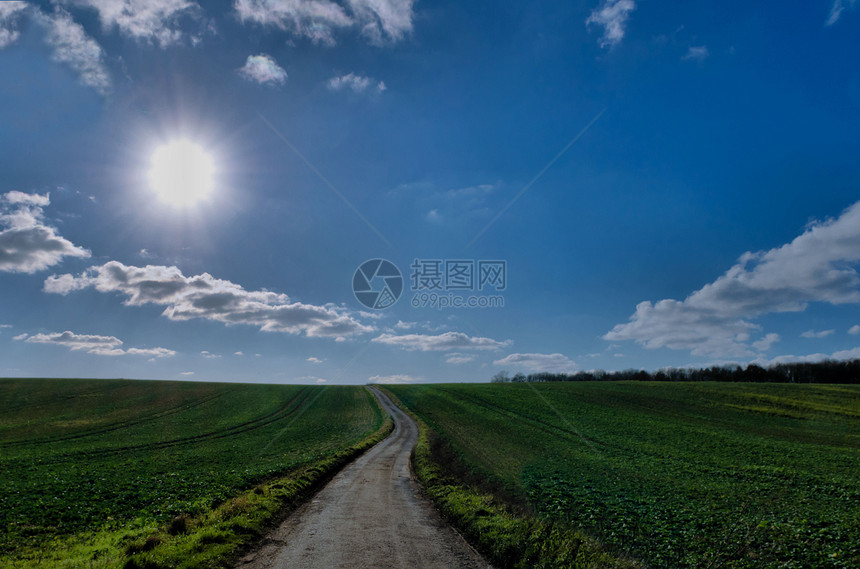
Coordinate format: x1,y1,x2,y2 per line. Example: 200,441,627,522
8,387,318,465
0,392,226,448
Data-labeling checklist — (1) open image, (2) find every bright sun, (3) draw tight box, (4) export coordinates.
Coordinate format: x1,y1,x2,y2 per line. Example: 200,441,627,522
148,140,215,207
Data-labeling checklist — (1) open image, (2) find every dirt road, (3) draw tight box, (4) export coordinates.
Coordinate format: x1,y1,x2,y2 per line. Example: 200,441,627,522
234,386,493,569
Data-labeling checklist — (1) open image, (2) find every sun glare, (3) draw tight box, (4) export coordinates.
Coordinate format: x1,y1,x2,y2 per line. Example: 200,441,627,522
148,140,215,207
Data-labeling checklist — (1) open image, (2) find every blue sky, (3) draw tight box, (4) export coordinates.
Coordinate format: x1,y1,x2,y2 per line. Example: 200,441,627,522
1,0,859,384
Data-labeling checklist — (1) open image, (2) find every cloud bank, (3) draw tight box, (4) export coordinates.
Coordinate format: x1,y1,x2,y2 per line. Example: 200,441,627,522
493,352,577,373
0,191,91,273
16,330,174,357
0,2,28,49
445,353,475,365
44,261,374,339
7,0,410,93
606,200,860,357
372,331,511,351
755,346,860,366
234,0,414,45
61,0,201,47
368,373,421,384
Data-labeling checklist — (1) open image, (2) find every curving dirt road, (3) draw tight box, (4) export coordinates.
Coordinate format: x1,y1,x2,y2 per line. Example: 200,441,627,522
234,386,494,569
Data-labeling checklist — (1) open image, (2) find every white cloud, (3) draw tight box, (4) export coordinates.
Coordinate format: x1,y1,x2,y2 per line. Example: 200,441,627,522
0,2,28,49
35,8,112,94
605,299,760,357
371,331,511,351
118,346,176,357
44,261,374,339
445,183,497,199
826,0,857,25
800,329,835,339
344,0,413,44
180,371,195,376
445,353,475,365
358,310,386,319
15,330,175,357
1,192,51,227
398,181,499,223
682,45,709,62
0,192,91,273
292,374,327,382
0,4,111,92
200,350,221,358
234,0,351,45
493,352,577,373
753,346,860,366
306,356,323,363
234,0,414,45
368,373,421,384
0,3,29,18
238,53,287,85
751,332,780,352
586,0,635,49
62,0,201,47
385,320,447,334
606,200,860,357
849,325,860,335
23,331,121,351
327,72,385,93
234,351,244,355
832,346,860,360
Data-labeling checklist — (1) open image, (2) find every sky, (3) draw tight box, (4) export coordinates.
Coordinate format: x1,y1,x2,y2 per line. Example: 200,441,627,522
1,0,859,384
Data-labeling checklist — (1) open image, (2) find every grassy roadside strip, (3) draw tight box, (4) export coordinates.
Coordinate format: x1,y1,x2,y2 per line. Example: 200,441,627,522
378,387,640,569
3,412,393,569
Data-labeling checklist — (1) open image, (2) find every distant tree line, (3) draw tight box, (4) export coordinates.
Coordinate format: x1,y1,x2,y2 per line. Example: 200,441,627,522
491,359,860,384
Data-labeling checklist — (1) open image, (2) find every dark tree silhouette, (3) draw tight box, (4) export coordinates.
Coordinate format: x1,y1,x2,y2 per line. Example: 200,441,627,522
494,359,860,384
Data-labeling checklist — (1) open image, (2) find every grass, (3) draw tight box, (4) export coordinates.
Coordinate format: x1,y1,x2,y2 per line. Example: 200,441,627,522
385,382,860,569
386,387,640,569
0,378,390,568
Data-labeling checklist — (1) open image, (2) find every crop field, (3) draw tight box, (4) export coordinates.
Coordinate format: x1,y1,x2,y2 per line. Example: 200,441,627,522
387,382,860,568
0,378,385,565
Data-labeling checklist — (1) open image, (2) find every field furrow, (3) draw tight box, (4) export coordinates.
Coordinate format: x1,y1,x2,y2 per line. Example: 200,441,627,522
0,379,386,564
388,382,860,569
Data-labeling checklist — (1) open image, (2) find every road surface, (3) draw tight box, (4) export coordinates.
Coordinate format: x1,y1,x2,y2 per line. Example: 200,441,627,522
234,386,493,569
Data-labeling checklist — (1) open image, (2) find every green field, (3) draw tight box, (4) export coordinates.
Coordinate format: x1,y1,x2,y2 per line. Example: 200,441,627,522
0,378,386,567
386,382,860,568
